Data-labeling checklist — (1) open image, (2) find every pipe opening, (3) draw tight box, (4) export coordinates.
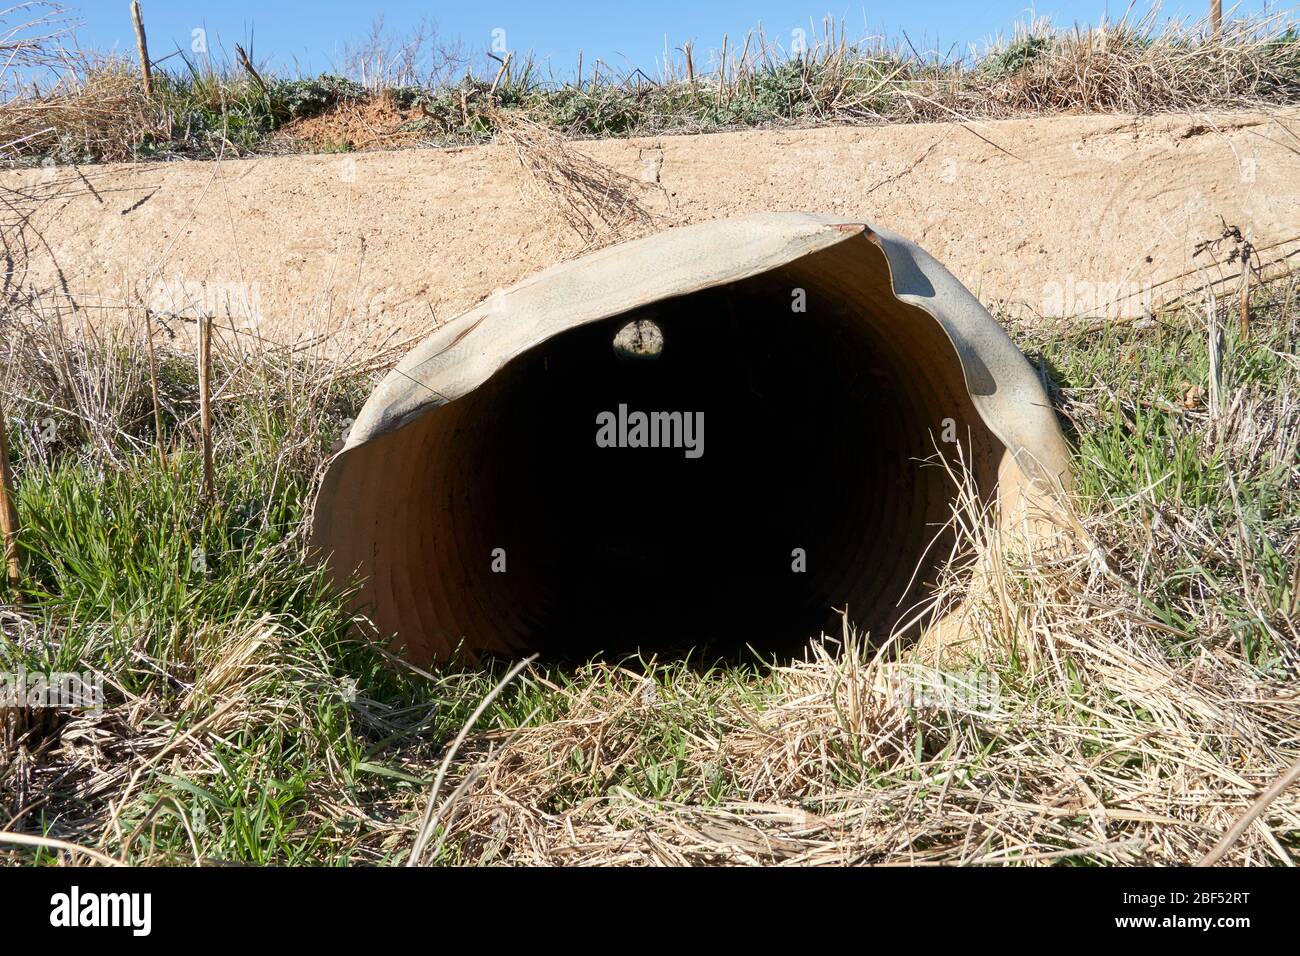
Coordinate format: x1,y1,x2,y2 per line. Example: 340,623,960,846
332,250,1007,664
612,317,664,360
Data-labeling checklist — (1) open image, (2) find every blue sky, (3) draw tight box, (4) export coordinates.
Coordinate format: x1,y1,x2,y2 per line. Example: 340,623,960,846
62,1,1293,80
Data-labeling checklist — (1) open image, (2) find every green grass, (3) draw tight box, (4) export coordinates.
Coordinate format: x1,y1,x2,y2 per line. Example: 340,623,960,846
1015,307,1299,673
1,280,1297,865
143,70,369,160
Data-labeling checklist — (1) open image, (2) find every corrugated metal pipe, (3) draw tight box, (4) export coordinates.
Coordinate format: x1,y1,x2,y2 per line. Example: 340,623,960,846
310,214,1071,665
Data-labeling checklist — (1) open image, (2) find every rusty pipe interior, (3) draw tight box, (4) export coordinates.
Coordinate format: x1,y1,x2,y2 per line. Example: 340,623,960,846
328,251,1006,664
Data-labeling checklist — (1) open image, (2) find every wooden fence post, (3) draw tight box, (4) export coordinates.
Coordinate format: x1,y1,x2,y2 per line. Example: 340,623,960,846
0,403,23,591
130,1,154,99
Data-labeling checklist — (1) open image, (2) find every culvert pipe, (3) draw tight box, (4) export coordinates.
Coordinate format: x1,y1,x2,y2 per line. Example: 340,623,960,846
310,213,1071,665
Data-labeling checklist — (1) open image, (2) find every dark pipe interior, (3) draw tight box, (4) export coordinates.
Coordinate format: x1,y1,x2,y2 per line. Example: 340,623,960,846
420,266,1001,662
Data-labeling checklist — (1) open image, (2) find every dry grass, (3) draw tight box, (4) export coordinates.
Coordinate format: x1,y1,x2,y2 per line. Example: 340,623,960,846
0,60,163,163
1,273,1297,865
0,4,161,160
420,470,1299,865
489,107,658,248
895,10,1300,121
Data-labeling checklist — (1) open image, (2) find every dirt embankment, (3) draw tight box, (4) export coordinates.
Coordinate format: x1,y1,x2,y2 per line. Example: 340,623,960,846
4,109,1298,352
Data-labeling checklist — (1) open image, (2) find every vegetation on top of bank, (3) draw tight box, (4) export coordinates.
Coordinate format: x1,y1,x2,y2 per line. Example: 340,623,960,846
1,4,1298,165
